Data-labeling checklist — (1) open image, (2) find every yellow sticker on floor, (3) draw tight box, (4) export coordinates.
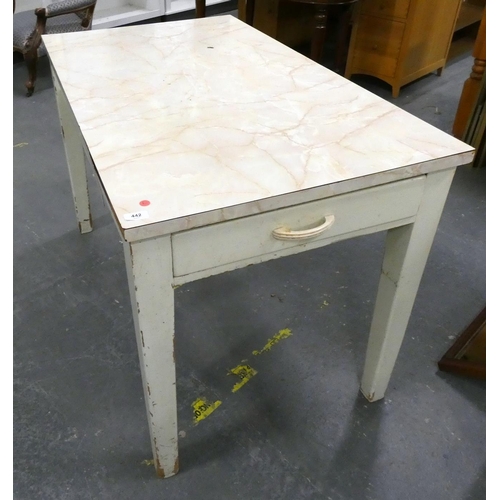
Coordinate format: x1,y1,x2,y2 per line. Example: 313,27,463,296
228,364,257,393
252,328,292,356
192,397,222,424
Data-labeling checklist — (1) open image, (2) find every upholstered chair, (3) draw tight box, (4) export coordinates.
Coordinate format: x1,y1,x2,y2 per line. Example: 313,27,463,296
13,0,97,96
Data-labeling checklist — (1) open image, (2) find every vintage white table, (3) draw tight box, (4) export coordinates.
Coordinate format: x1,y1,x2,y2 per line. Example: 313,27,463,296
43,15,474,478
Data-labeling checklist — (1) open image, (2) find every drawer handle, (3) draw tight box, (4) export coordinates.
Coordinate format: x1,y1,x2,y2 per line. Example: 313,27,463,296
272,215,335,241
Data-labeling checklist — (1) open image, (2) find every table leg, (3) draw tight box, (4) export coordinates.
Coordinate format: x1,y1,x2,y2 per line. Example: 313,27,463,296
123,236,178,478
52,68,93,234
361,169,456,402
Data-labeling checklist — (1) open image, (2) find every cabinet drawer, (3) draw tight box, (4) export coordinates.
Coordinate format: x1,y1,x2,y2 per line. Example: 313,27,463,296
360,0,411,20
172,177,425,278
351,15,406,78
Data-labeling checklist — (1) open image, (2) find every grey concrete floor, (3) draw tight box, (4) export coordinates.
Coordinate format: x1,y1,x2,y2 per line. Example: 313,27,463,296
13,11,486,500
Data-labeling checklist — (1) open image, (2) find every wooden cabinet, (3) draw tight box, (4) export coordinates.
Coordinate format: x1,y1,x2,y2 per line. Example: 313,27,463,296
345,0,463,97
454,0,484,32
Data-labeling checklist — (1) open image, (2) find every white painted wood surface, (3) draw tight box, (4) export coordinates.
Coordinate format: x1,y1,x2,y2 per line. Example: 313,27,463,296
45,17,475,478
172,176,425,277
171,216,419,287
52,67,93,234
123,236,179,478
361,169,457,401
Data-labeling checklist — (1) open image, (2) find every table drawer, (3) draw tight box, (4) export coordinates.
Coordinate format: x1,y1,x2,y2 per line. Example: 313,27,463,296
172,176,426,278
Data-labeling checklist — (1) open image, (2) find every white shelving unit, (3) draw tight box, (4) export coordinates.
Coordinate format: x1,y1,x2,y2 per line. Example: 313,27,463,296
94,0,231,27
15,0,233,30
93,0,164,29
165,0,227,16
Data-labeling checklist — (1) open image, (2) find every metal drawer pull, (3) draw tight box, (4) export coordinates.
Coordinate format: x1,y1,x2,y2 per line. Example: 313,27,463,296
272,215,335,241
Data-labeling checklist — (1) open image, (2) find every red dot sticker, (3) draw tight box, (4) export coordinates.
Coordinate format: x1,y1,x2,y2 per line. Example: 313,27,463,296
139,200,150,207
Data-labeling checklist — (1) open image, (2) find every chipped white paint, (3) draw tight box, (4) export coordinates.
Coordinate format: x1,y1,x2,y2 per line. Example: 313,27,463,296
45,16,474,478
171,176,425,278
361,169,457,402
52,69,93,234
123,236,178,478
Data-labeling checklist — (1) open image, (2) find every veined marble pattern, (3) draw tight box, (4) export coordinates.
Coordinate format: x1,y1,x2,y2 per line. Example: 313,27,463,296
43,15,473,231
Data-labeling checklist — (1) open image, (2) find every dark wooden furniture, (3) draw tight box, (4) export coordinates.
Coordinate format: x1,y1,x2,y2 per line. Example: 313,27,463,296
13,0,97,96
283,0,358,63
438,308,486,379
198,0,358,68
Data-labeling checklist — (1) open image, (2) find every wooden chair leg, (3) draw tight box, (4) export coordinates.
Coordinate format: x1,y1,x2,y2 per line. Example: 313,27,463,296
23,47,38,96
195,0,206,18
452,9,485,139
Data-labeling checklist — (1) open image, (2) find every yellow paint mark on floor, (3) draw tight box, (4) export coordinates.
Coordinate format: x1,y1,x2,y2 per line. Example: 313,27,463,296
190,329,291,424
252,328,292,355
14,142,29,148
192,397,222,424
141,459,155,466
228,364,257,393
320,300,329,309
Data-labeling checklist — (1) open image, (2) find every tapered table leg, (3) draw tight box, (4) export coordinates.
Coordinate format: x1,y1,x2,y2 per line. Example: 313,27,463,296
123,236,179,478
52,68,93,234
361,169,456,402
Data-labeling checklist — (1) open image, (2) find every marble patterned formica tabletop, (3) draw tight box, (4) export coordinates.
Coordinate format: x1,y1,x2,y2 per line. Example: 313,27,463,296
43,15,474,235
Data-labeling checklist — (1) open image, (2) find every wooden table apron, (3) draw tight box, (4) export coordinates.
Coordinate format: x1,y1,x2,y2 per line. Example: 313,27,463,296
47,22,470,478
